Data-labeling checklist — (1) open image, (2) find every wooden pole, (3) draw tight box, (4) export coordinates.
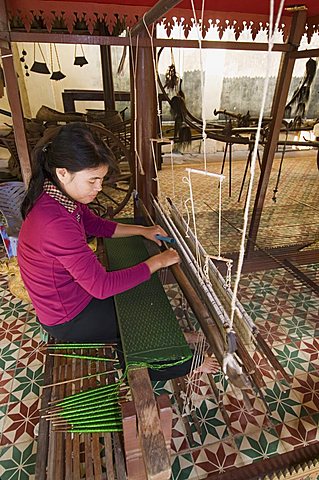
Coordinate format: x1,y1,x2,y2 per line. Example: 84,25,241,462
135,29,157,215
246,9,307,255
0,0,31,185
1,51,31,185
99,21,116,112
100,45,116,111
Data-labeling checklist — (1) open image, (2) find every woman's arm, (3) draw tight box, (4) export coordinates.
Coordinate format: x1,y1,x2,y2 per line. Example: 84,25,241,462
112,223,167,246
44,216,180,299
81,205,166,246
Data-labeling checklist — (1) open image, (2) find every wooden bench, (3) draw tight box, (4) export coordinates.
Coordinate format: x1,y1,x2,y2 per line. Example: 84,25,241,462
35,233,190,479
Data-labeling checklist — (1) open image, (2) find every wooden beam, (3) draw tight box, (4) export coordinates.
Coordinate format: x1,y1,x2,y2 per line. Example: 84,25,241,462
134,29,158,215
130,0,183,37
99,22,116,112
246,9,308,256
0,0,31,184
10,31,290,52
127,368,171,480
1,50,31,184
0,0,10,45
291,47,319,58
100,45,116,111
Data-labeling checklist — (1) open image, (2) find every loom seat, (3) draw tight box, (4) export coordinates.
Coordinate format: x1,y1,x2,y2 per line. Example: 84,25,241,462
35,232,190,479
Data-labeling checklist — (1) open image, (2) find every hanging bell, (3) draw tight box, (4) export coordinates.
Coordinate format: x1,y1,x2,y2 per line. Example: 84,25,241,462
30,61,50,74
30,44,50,75
74,44,88,67
74,56,88,67
50,71,66,81
49,45,66,81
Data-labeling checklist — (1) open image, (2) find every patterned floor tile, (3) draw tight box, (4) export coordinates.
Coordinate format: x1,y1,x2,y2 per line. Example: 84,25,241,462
21,317,41,341
0,405,8,443
235,428,286,463
9,366,44,403
262,296,296,319
183,373,214,399
223,392,270,436
171,415,191,454
0,369,15,404
189,398,229,448
250,349,288,383
0,299,30,322
0,342,21,371
263,381,309,425
254,321,291,347
171,452,197,480
279,316,315,342
292,371,319,416
0,317,26,344
0,399,40,446
240,300,269,322
153,379,174,397
193,439,242,477
16,339,46,369
0,440,36,480
296,339,319,372
287,291,319,313
272,342,314,376
275,415,318,451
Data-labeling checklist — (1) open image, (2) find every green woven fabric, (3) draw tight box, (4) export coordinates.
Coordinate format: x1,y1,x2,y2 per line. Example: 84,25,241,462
104,233,191,366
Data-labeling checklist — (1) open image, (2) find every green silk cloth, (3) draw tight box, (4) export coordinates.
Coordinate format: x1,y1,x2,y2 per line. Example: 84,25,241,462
104,233,191,366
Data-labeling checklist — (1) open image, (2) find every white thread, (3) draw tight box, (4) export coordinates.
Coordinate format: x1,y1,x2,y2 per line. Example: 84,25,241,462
190,0,207,170
229,0,285,330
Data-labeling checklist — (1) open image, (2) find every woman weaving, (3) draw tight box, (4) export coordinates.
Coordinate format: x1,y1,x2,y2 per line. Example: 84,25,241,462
18,123,215,380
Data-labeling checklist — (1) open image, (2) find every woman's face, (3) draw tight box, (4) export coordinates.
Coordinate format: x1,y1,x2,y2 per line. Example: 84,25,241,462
56,164,109,204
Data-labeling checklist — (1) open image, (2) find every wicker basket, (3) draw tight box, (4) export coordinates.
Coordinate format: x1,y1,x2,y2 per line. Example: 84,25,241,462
0,181,25,257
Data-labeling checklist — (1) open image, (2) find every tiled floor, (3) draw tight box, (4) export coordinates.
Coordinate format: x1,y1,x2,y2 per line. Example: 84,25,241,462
0,149,318,479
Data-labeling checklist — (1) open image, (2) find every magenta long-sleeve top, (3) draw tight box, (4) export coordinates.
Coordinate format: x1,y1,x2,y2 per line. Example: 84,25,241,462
17,192,151,326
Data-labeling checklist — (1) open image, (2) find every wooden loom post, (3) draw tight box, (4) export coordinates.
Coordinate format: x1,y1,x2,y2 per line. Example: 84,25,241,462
99,21,116,111
246,8,308,255
134,28,158,216
126,368,171,480
122,394,172,480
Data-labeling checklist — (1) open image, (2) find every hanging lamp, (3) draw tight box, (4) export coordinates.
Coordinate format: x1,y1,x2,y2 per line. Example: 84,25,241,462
30,43,50,74
50,44,66,81
74,45,88,67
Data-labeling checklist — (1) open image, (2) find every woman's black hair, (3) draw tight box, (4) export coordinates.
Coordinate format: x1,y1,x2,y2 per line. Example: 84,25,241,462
21,122,116,219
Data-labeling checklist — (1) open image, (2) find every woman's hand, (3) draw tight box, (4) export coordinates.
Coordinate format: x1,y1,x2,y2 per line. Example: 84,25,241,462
141,225,168,246
145,248,180,274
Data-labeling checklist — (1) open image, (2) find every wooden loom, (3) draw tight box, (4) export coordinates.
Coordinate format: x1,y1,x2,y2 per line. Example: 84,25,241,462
35,198,293,480
36,231,193,480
